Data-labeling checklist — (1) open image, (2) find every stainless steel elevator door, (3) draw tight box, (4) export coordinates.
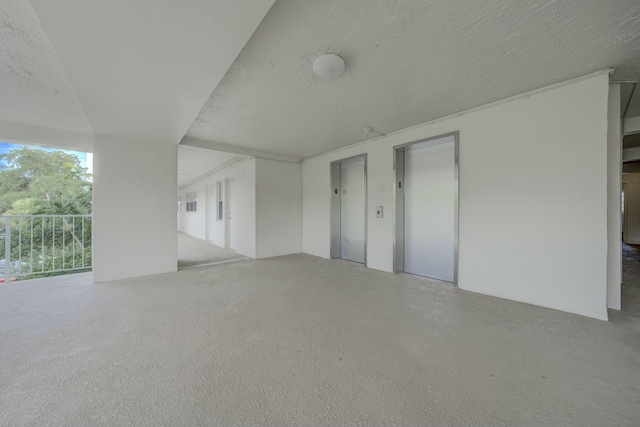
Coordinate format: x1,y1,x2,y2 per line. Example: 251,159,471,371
340,160,366,263
404,140,455,281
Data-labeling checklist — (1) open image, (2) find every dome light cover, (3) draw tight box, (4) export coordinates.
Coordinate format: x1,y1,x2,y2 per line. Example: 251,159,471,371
313,54,345,78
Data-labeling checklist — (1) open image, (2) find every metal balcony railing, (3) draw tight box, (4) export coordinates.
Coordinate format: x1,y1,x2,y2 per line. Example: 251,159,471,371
0,215,92,283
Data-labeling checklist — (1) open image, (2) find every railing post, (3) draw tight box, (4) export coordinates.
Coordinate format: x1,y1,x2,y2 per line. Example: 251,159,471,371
4,216,10,283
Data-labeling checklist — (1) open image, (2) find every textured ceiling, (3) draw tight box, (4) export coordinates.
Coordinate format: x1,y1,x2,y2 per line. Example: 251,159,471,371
0,0,91,133
186,0,640,159
177,146,243,188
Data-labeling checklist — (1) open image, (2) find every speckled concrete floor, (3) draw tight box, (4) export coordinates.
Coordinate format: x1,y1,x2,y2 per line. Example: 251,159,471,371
177,232,247,269
1,255,639,426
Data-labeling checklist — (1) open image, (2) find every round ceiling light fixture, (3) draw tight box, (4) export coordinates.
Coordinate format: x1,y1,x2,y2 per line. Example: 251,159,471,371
313,53,345,78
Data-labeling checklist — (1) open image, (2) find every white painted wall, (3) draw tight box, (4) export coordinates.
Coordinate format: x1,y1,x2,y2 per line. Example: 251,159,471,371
255,158,302,258
622,147,640,162
607,84,622,310
622,173,640,244
178,157,256,258
93,138,177,282
625,116,640,134
303,73,610,320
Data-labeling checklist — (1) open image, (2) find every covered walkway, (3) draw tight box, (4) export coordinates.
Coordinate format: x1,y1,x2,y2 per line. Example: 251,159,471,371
177,232,247,269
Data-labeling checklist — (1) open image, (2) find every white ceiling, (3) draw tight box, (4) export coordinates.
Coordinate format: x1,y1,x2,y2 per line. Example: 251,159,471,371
26,0,275,144
0,0,90,134
185,0,640,159
177,145,244,188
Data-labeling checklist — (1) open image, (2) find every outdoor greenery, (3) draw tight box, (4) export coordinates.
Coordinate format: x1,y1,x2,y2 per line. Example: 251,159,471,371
0,146,92,281
0,146,92,215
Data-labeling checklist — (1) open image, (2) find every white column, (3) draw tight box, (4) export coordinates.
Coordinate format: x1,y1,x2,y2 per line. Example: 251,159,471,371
93,137,177,282
255,158,302,259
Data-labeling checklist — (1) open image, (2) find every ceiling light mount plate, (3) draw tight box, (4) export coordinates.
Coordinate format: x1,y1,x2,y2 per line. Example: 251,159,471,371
313,54,345,78
363,127,385,138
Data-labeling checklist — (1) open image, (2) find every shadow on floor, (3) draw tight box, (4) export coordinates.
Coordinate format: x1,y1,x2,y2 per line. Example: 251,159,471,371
621,242,640,316
177,232,247,269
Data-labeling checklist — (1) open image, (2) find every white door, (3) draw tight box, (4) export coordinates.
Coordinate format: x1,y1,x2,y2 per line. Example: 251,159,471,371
229,179,237,250
404,140,455,281
340,160,366,263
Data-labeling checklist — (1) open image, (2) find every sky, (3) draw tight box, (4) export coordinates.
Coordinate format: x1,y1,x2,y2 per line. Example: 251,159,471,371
0,142,93,175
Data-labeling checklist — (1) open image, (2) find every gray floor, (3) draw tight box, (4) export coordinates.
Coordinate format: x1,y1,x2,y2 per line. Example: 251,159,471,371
1,255,639,426
177,231,247,269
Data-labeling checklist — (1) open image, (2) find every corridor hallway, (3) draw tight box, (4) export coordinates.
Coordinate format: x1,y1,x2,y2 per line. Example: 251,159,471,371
177,232,247,269
621,242,640,316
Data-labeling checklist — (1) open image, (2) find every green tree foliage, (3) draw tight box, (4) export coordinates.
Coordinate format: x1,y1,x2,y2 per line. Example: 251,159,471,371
0,146,92,281
0,146,92,214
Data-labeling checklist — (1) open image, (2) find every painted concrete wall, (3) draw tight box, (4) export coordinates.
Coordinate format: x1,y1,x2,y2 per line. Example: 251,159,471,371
178,157,256,258
622,173,640,245
303,73,610,320
625,116,640,134
255,158,302,258
607,84,622,310
93,138,177,282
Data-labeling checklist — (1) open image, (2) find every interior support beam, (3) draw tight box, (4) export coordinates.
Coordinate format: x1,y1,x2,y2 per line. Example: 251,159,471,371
0,120,94,152
180,137,301,164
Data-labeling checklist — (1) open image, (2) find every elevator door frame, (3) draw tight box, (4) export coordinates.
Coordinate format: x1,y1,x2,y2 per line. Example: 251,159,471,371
393,132,459,287
330,154,367,265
